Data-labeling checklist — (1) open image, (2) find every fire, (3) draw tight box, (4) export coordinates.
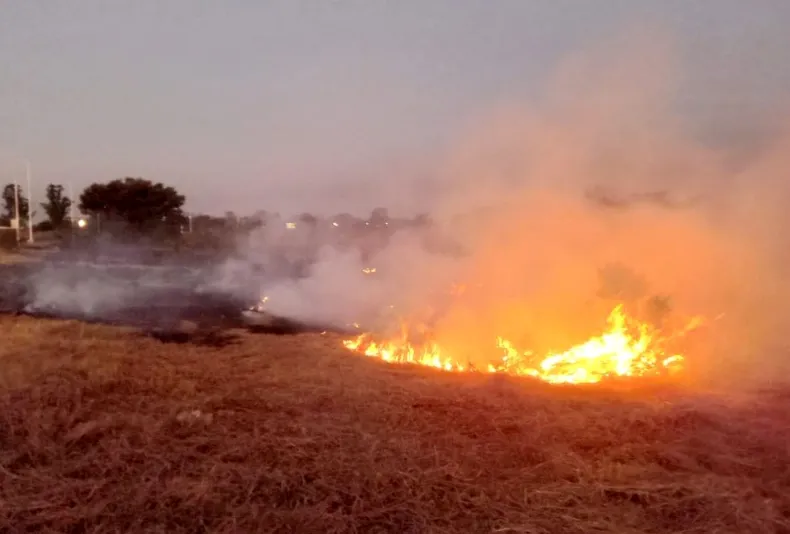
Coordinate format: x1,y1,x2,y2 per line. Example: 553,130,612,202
342,305,694,384
343,327,466,372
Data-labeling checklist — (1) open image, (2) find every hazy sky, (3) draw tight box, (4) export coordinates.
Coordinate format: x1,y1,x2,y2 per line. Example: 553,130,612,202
1,1,789,217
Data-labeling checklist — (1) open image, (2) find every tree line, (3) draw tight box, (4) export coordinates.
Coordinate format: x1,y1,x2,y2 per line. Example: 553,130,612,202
1,177,185,233
1,176,423,237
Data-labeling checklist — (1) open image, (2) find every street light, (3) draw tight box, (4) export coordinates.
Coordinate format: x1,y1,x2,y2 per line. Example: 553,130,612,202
25,160,33,243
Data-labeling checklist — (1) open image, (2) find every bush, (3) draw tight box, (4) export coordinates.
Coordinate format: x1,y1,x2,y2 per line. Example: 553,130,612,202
0,228,18,250
34,220,54,232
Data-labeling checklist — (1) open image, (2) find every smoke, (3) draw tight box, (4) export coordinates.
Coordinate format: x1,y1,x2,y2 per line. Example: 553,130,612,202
230,222,466,331
20,240,207,322
423,27,790,388
261,247,386,328
232,26,790,389
13,24,789,389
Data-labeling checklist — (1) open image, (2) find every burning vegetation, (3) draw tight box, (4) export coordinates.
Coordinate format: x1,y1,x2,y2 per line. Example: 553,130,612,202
342,303,700,385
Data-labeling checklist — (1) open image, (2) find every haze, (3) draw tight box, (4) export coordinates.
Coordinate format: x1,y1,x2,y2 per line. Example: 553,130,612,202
1,1,789,217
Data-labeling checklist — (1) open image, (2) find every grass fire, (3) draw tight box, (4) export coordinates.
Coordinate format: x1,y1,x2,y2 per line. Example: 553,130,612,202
4,4,790,533
343,304,694,384
2,314,790,533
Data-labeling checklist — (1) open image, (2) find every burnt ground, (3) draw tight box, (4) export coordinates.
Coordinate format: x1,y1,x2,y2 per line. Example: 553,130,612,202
0,260,327,339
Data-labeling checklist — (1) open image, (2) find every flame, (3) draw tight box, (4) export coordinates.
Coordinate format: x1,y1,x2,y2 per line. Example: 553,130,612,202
342,305,695,384
343,322,466,372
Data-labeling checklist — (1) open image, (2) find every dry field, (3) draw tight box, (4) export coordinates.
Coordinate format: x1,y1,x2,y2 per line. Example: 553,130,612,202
1,315,789,533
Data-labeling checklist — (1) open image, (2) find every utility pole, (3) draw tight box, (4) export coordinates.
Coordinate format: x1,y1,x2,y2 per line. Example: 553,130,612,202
26,161,33,243
13,180,19,244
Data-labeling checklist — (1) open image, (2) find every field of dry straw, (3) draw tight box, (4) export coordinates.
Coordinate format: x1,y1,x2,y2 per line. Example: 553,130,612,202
1,314,789,533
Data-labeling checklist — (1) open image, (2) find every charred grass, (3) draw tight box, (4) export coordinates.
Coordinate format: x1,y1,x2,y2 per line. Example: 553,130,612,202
0,315,789,533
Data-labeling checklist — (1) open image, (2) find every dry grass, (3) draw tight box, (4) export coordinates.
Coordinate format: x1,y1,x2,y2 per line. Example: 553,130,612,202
1,315,789,533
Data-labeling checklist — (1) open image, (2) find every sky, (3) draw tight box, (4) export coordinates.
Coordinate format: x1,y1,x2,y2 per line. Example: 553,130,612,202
1,1,789,218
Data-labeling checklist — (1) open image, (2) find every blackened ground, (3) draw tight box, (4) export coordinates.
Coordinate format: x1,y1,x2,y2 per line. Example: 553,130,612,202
0,261,329,339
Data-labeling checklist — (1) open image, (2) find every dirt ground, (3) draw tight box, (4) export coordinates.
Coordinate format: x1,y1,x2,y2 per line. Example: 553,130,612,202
1,315,789,533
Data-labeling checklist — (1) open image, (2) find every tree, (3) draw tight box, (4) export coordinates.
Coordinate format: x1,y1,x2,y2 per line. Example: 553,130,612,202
298,212,318,226
40,184,72,228
1,184,29,226
370,207,388,222
79,177,186,232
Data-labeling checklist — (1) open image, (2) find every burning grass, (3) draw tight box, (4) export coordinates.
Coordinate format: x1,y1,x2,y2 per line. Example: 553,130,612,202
1,315,789,533
343,305,693,384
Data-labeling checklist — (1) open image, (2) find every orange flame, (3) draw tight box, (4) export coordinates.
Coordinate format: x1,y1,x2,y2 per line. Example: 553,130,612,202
342,305,694,384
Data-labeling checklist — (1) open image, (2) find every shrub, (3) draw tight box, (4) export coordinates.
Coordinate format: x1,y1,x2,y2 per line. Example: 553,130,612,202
34,220,54,232
0,228,18,250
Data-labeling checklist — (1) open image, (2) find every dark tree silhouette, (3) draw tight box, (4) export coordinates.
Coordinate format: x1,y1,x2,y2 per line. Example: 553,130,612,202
40,184,72,228
79,177,186,232
369,207,389,227
298,212,318,226
1,184,29,226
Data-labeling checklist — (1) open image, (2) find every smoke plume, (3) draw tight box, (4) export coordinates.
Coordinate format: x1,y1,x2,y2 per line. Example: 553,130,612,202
15,25,790,390
239,26,790,389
